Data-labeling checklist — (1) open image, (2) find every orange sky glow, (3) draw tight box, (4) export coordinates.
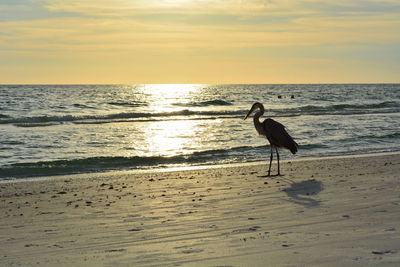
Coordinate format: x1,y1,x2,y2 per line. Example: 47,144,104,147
1,0,399,84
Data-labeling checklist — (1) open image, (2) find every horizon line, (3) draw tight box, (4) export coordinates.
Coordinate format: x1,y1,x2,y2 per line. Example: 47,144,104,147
1,82,400,86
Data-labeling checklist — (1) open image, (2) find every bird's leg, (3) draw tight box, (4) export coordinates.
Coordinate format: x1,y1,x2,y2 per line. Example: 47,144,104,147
275,147,280,176
268,145,273,176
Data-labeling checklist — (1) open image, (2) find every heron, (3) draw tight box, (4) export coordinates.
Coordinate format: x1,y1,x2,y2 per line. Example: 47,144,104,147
244,102,298,176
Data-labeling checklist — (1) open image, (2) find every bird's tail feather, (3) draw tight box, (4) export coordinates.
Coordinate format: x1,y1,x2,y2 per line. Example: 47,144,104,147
285,134,298,154
289,140,298,154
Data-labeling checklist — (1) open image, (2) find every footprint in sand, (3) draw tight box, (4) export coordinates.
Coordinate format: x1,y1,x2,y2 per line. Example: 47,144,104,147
372,250,396,255
105,249,126,253
181,249,204,254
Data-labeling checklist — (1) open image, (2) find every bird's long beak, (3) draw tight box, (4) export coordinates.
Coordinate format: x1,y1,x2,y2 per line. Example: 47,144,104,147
244,110,252,120
244,104,257,120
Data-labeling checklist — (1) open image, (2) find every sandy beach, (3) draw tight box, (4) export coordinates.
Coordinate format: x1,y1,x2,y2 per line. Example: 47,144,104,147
1,153,399,266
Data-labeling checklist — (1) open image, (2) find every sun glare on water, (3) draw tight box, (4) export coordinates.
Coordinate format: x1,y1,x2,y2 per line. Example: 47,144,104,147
129,84,206,158
144,84,199,97
142,84,201,111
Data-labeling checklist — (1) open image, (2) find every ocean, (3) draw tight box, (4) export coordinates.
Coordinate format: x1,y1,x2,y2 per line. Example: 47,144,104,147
0,84,399,179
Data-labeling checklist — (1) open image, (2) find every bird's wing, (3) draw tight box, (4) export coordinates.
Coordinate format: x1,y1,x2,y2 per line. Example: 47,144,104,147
263,118,298,154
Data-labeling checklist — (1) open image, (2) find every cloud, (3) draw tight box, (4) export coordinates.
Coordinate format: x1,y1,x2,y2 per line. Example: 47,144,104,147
1,0,400,83
42,0,274,14
5,0,400,20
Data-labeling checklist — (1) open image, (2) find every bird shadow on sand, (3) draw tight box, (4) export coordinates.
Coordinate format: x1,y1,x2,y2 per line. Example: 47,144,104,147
282,179,323,207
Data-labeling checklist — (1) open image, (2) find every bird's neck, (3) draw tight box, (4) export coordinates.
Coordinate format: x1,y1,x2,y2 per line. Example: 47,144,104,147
253,111,266,135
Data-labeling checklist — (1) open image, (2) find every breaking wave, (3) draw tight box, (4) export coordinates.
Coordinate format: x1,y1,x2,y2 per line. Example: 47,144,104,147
0,146,257,178
107,101,148,107
2,100,398,127
0,109,245,127
0,142,341,178
174,99,233,107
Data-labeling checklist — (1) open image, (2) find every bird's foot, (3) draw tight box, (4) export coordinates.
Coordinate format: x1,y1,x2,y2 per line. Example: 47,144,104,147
258,173,283,178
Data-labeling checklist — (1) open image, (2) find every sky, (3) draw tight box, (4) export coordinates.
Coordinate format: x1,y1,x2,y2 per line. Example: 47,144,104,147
0,0,399,84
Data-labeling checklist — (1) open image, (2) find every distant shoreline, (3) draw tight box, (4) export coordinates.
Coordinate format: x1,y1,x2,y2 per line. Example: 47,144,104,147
1,83,400,85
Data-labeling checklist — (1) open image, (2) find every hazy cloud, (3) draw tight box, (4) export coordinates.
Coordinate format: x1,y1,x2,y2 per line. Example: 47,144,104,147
1,0,399,83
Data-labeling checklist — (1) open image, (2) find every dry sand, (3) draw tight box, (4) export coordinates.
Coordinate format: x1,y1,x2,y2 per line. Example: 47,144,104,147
1,153,400,266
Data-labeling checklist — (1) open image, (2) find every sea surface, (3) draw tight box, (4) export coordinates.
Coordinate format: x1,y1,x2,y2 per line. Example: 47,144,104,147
0,84,399,178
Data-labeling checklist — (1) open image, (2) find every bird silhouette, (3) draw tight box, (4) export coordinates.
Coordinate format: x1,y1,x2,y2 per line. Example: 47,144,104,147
244,102,298,176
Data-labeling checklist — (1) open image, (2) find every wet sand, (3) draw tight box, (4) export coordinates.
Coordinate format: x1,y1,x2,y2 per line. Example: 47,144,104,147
1,153,400,266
